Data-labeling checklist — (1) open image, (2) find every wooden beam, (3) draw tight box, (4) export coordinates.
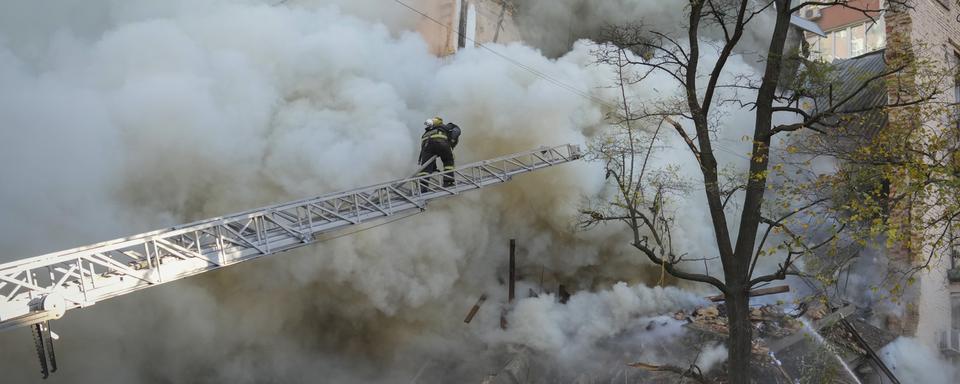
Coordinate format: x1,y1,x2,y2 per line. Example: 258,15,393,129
463,294,487,324
706,285,790,302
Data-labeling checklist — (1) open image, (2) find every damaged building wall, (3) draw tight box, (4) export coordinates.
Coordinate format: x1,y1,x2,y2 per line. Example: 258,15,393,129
882,0,960,355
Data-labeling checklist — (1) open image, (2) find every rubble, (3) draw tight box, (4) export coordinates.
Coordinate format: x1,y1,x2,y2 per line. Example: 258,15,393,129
475,296,898,383
470,249,895,383
648,300,898,383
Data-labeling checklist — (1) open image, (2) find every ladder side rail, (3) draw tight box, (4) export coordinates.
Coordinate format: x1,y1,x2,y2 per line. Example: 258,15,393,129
0,144,581,328
0,144,580,296
0,188,431,315
0,144,579,272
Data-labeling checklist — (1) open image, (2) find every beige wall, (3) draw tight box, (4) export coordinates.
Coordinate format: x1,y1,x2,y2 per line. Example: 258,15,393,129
414,0,520,57
414,0,458,56
470,0,521,47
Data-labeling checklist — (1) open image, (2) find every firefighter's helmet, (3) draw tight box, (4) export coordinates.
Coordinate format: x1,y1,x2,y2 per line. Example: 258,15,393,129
423,117,443,127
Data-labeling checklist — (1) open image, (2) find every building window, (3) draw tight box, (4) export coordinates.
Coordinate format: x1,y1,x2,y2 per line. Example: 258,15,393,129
950,227,960,283
808,19,886,62
866,18,885,52
835,28,851,58
954,53,960,103
953,294,960,330
953,233,960,270
954,53,960,130
822,31,835,62
851,24,866,56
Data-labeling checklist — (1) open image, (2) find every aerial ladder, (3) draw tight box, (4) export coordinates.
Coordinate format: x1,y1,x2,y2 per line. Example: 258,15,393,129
0,144,581,378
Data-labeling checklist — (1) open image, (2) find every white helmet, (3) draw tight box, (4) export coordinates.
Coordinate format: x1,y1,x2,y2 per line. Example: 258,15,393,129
423,116,443,127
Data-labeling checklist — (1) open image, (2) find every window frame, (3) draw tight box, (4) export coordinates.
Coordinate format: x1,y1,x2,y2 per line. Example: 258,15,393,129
954,52,960,130
952,292,960,331
866,18,885,52
851,23,866,57
835,27,851,59
816,20,886,62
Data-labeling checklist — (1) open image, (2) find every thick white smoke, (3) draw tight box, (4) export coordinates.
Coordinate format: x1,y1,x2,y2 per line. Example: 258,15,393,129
499,282,703,355
0,0,801,382
476,283,714,380
513,0,777,59
881,337,960,384
696,342,729,373
0,1,634,382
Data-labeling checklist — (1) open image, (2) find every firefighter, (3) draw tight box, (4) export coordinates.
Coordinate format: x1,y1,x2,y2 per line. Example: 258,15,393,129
418,116,461,189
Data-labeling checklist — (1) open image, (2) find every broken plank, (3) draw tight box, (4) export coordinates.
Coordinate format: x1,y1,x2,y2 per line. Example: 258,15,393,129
707,285,790,302
463,294,487,324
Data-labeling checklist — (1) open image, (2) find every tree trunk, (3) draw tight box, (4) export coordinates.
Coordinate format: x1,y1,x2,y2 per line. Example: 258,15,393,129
725,285,753,384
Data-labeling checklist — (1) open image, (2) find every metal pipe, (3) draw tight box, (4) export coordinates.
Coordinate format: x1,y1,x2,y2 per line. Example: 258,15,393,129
509,239,516,303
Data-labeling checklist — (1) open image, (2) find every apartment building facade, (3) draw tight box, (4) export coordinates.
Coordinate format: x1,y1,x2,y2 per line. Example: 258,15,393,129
800,0,960,364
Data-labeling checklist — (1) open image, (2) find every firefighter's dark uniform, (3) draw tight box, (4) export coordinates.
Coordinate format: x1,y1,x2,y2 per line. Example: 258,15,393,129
418,123,461,188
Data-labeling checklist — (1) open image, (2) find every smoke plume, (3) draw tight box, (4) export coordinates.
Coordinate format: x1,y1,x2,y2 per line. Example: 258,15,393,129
512,0,777,59
0,1,646,382
881,337,960,384
0,0,808,382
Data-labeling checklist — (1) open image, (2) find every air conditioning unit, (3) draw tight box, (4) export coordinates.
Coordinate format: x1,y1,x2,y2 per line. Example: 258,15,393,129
803,7,822,19
941,329,960,356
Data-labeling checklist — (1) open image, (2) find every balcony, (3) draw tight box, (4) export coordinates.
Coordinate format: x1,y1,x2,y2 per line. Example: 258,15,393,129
948,267,960,283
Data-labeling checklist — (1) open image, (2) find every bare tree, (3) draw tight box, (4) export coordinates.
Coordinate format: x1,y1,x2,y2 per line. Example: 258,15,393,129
580,1,951,382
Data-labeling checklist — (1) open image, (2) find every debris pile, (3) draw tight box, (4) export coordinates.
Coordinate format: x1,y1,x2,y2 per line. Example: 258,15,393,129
677,303,805,353
659,299,899,383
466,251,898,384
